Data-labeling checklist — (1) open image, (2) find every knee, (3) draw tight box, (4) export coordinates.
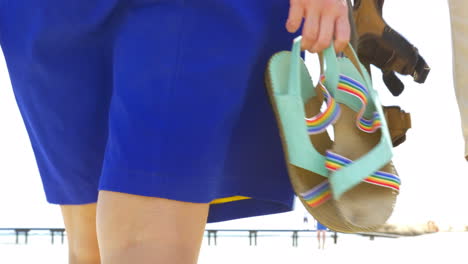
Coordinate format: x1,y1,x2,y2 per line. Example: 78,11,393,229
99,240,198,264
66,226,100,262
60,204,101,264
96,191,209,264
68,245,101,264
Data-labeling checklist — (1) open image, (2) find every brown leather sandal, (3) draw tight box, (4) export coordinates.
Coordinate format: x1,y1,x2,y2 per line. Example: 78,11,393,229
352,0,430,96
384,106,411,147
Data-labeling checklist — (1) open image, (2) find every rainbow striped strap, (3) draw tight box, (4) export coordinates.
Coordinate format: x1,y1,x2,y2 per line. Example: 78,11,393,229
305,83,341,134
299,180,331,208
299,150,400,209
325,151,401,192
335,74,382,133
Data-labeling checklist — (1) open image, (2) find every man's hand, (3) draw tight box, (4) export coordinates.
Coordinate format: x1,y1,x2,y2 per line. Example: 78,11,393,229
286,0,350,53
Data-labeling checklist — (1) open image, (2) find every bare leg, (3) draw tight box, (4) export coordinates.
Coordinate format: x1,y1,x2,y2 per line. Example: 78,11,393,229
321,231,326,249
61,203,101,264
96,191,209,264
316,231,321,249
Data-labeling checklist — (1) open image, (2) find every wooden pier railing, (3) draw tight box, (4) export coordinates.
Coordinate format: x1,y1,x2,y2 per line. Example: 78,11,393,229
0,228,343,246
0,228,396,246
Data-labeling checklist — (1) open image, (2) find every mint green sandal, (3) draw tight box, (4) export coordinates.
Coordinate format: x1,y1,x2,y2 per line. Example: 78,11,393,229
265,37,378,233
266,35,399,232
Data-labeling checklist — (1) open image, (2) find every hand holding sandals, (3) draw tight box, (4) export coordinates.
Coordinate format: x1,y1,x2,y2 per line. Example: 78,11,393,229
286,0,430,96
286,0,351,53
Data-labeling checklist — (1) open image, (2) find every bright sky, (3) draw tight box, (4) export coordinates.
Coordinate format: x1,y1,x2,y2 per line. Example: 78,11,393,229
0,0,466,229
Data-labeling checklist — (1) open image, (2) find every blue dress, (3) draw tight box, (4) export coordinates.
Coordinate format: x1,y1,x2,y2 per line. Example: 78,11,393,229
317,222,328,231
0,0,297,222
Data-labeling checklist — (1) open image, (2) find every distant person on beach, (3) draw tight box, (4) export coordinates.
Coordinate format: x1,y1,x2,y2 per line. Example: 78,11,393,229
0,0,350,263
316,220,328,249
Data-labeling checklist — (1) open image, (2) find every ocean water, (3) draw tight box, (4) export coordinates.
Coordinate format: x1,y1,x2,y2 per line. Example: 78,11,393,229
0,231,467,264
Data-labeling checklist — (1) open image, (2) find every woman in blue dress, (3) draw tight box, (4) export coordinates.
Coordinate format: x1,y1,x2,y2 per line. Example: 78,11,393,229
316,221,328,249
0,0,349,263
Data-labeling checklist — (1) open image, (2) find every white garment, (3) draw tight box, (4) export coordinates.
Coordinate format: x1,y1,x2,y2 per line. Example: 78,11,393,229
449,0,468,158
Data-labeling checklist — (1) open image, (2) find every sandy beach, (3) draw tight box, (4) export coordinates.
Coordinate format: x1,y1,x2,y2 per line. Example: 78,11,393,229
1,231,467,264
